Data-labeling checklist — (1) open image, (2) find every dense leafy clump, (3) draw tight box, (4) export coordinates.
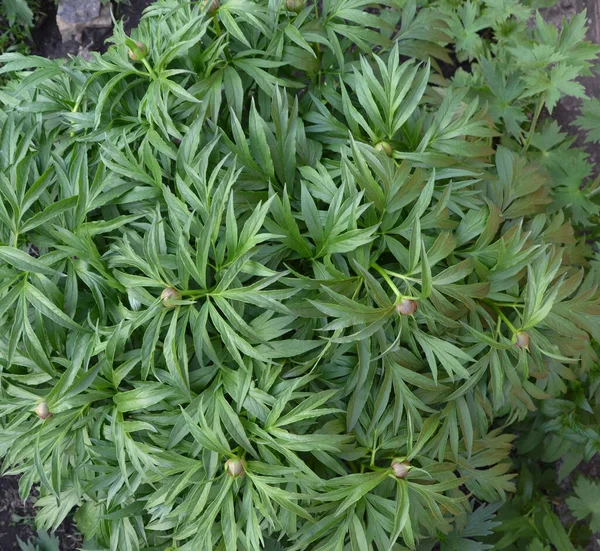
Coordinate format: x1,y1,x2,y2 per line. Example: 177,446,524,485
0,0,599,549
0,0,36,54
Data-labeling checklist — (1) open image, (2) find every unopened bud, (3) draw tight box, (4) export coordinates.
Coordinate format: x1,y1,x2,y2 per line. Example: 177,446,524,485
286,0,304,12
34,402,52,420
391,459,411,478
128,41,148,61
515,331,530,350
202,0,220,12
396,298,418,316
225,458,245,477
160,287,181,308
375,141,393,157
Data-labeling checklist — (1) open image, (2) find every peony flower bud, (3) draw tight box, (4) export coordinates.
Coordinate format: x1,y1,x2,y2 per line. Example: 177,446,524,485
160,287,182,308
201,0,220,12
396,298,418,316
286,0,304,12
515,331,530,350
375,141,393,157
34,402,52,420
391,459,411,478
128,41,148,61
225,457,245,477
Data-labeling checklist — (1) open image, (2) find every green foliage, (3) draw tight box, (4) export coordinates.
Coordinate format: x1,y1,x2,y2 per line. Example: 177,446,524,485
18,530,61,551
575,98,600,143
2,0,33,28
567,477,600,532
0,0,35,54
0,0,598,550
439,0,600,226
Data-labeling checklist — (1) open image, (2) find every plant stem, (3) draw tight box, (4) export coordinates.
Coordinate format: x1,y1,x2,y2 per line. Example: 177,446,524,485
213,13,222,35
484,299,518,333
383,269,420,283
523,97,544,152
142,58,157,79
371,262,401,298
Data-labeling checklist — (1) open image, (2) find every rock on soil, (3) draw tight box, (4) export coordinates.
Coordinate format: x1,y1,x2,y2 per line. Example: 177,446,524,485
32,0,153,59
56,0,112,43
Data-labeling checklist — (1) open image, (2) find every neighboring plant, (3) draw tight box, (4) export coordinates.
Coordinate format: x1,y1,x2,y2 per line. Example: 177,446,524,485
18,530,61,551
567,476,600,533
0,0,35,54
0,0,598,550
478,368,600,550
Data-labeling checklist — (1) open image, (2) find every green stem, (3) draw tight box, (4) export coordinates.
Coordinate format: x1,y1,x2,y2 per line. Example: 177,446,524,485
523,97,544,152
485,299,518,333
351,280,363,301
383,269,420,283
142,58,157,79
182,289,210,300
371,263,401,298
213,13,222,35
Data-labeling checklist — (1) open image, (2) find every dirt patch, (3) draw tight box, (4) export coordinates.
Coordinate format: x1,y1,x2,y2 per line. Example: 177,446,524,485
0,475,81,550
117,0,155,33
31,0,73,59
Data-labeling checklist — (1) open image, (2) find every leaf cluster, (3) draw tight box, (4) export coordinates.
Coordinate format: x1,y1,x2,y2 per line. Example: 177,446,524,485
0,0,598,550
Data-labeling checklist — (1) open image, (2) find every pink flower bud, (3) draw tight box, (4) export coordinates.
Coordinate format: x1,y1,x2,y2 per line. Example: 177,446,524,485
202,0,220,12
128,41,148,61
225,458,245,477
34,402,52,420
375,141,393,157
160,287,181,308
286,0,304,12
515,331,530,350
391,459,411,478
396,298,418,316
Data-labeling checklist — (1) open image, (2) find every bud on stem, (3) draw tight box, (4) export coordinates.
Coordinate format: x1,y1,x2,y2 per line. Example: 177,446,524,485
128,41,148,61
34,402,52,420
375,141,393,157
160,287,182,308
515,330,530,350
396,298,418,316
201,0,220,12
286,0,304,12
225,457,245,477
391,459,411,478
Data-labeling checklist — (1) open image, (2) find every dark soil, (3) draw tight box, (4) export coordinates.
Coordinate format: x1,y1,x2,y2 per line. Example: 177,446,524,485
117,0,154,34
0,476,81,550
31,0,74,59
